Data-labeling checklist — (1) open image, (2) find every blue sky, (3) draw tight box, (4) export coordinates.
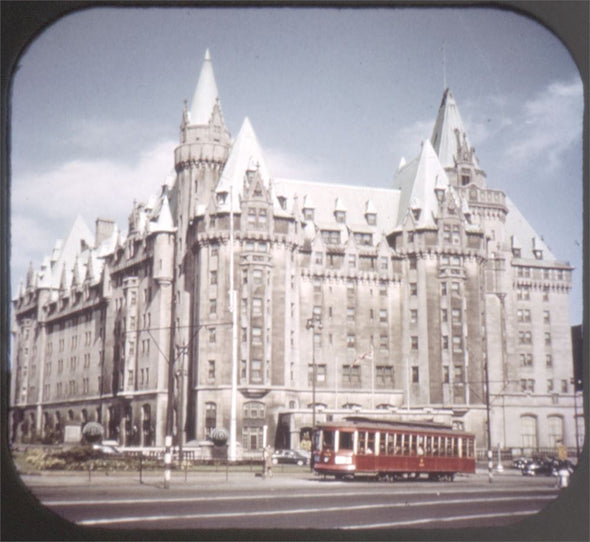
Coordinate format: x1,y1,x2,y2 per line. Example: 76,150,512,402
10,6,583,324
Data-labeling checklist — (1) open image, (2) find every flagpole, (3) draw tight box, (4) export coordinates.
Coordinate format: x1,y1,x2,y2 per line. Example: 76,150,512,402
371,345,375,410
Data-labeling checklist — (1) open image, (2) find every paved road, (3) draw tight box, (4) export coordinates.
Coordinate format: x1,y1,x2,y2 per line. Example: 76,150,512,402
15,468,577,537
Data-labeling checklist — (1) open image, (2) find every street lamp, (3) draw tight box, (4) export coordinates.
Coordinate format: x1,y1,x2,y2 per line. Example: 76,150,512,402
306,315,322,451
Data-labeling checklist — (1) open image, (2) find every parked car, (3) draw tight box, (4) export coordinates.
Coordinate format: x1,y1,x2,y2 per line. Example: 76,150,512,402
271,449,309,466
522,457,576,477
92,443,121,455
511,457,529,470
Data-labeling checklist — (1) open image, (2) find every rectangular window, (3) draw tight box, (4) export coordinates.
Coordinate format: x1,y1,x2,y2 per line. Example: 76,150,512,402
347,334,355,348
208,328,216,344
251,360,263,383
252,327,262,345
376,365,394,387
411,366,419,383
452,335,462,352
547,379,554,393
210,270,217,285
546,354,553,368
443,366,450,383
411,336,418,350
545,332,552,347
379,309,387,324
410,310,418,324
252,297,263,316
208,360,215,382
442,336,449,350
410,282,417,295
520,353,533,367
209,299,217,315
379,334,388,349
342,365,361,386
561,379,568,393
441,282,447,296
543,311,550,324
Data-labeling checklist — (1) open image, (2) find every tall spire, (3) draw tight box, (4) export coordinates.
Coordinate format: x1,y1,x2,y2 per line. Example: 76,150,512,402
189,49,222,126
430,89,479,170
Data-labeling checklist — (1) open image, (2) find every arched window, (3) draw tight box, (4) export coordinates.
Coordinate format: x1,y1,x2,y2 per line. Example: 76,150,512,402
521,415,538,450
547,415,563,448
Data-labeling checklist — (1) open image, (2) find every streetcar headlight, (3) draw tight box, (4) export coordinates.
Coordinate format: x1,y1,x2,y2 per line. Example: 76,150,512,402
334,455,352,465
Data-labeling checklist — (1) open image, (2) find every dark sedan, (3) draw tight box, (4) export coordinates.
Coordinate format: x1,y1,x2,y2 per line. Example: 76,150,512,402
271,449,310,466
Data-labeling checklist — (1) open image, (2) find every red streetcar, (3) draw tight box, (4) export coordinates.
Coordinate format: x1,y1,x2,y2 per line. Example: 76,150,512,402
312,417,476,481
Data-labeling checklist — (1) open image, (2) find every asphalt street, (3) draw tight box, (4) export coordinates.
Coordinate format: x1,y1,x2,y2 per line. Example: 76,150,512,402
10,467,586,540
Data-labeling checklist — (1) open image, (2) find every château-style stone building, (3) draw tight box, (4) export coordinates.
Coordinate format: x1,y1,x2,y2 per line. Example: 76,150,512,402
11,50,578,456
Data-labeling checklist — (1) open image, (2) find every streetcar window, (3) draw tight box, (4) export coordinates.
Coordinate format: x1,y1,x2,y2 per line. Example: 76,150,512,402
323,430,335,450
367,432,376,454
447,438,454,456
425,436,432,455
458,437,463,458
409,434,417,456
402,434,409,455
358,431,366,454
386,433,394,455
379,433,386,455
339,431,353,450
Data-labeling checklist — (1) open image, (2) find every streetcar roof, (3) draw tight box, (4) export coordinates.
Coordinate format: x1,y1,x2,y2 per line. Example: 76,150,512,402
315,418,474,437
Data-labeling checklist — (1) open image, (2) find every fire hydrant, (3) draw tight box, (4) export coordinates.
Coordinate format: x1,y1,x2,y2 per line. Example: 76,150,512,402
557,467,570,489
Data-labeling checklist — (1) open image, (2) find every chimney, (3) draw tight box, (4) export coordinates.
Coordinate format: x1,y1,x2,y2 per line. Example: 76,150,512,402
95,218,116,247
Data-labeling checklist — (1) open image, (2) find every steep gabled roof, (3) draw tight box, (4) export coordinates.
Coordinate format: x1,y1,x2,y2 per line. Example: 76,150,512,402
215,117,274,213
430,88,480,169
394,139,449,228
189,49,222,126
504,197,556,261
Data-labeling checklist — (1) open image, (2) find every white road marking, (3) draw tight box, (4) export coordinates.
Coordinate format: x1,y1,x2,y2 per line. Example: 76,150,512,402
342,509,540,529
75,495,556,527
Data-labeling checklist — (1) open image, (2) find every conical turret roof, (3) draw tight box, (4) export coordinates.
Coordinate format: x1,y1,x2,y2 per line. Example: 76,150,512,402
189,49,222,126
430,89,480,169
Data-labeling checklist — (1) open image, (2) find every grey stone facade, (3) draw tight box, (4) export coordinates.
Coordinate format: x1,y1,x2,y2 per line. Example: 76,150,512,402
10,51,578,455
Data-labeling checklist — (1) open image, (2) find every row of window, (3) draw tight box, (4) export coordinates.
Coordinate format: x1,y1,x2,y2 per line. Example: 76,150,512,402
518,331,553,346
303,208,378,227
516,287,551,302
321,429,475,458
515,266,569,281
517,309,551,324
521,378,570,394
520,353,554,368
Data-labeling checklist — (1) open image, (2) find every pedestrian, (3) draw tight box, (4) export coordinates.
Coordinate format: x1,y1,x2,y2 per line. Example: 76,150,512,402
264,445,273,478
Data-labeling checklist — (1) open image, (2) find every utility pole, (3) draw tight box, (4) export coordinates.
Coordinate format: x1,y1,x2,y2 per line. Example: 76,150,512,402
228,186,238,462
306,315,322,470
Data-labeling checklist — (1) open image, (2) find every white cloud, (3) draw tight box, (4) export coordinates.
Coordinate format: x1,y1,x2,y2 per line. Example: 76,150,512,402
388,119,433,167
507,78,583,169
264,147,336,181
10,139,176,289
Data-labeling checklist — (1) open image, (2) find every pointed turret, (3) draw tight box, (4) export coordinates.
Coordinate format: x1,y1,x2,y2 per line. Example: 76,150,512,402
430,89,486,188
189,48,222,126
174,49,231,217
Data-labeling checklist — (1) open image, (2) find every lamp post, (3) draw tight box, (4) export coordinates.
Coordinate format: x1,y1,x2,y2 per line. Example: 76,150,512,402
306,315,322,467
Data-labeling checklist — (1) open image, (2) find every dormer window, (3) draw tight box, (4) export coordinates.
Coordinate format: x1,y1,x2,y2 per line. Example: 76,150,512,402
512,248,521,258
412,208,421,221
277,196,287,210
533,249,543,260
366,213,377,226
334,210,346,223
216,192,228,205
303,208,314,221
